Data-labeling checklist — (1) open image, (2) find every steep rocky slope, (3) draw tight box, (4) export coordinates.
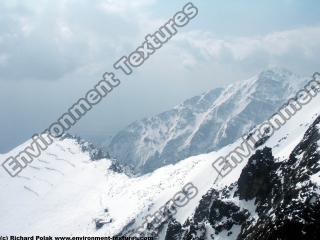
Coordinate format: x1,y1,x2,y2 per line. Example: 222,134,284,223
1,71,319,240
107,68,306,173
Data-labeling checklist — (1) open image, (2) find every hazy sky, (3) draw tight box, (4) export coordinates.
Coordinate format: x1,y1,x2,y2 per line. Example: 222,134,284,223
1,0,320,153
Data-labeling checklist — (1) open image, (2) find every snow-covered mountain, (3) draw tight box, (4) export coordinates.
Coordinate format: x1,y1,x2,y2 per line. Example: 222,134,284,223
159,112,320,240
118,77,320,239
1,71,319,239
107,68,307,174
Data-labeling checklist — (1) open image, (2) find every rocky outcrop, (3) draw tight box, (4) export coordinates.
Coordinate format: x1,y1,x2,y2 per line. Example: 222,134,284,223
160,116,320,240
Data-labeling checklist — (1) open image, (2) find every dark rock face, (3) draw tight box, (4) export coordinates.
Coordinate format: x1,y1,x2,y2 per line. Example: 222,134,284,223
208,199,249,234
241,204,320,240
236,147,280,202
160,186,251,240
164,220,182,240
240,116,320,240
160,116,320,240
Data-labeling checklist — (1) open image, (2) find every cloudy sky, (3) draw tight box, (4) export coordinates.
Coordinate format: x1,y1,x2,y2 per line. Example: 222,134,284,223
1,0,320,153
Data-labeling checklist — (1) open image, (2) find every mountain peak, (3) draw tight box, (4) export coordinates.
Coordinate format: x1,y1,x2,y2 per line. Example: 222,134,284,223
258,67,298,83
107,68,307,174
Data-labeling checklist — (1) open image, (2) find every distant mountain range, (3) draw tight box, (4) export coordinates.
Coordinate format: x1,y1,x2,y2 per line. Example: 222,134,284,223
107,68,307,174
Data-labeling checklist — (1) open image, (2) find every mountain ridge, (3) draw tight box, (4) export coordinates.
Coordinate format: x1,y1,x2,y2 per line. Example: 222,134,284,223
107,68,307,174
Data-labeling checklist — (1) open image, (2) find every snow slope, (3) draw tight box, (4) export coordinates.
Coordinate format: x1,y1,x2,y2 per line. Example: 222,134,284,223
1,77,319,238
160,106,320,239
107,68,307,174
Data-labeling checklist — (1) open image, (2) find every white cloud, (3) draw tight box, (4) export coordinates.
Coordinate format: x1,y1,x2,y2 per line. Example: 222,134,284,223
175,26,320,62
0,0,157,81
101,0,156,14
0,0,319,82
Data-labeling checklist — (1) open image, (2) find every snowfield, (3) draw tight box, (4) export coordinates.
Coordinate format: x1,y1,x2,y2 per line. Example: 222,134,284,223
1,77,319,238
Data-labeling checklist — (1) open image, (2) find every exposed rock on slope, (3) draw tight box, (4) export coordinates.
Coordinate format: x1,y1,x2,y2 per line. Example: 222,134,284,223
161,115,320,240
107,69,306,174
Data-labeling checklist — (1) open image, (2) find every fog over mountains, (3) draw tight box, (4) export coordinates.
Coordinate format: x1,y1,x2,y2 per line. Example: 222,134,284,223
107,68,307,174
